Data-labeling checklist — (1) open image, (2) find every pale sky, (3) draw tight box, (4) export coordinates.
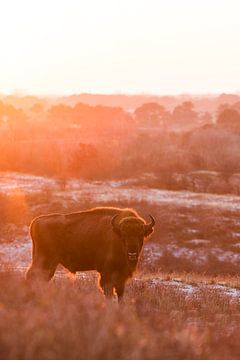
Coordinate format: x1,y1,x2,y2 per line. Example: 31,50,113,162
0,0,239,95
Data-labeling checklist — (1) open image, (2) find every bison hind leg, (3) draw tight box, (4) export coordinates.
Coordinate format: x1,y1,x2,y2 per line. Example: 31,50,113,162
26,258,58,283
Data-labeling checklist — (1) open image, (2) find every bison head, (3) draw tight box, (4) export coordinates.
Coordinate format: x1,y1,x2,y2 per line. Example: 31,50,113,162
111,214,155,262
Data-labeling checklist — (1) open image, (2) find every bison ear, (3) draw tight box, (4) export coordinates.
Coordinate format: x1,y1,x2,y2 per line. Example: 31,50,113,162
111,214,121,236
144,214,155,237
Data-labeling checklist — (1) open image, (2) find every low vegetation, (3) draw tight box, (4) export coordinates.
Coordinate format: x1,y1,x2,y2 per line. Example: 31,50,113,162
1,93,240,357
1,188,240,277
0,271,239,360
1,96,240,195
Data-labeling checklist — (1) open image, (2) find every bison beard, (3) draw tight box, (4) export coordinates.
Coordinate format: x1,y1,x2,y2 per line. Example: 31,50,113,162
26,207,155,301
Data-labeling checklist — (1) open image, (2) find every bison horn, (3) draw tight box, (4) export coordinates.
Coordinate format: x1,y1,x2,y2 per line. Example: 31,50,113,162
111,214,121,235
144,214,155,236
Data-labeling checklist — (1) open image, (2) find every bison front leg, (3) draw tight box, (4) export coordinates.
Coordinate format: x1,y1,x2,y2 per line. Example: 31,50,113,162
102,284,114,298
115,282,125,302
99,274,114,299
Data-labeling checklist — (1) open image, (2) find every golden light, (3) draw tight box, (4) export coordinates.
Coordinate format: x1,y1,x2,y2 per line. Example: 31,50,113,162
0,0,239,95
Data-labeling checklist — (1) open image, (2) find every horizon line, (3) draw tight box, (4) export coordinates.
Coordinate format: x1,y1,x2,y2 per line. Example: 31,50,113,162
1,91,240,99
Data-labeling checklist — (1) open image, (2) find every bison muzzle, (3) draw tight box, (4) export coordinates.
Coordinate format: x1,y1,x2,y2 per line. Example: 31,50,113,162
26,207,155,301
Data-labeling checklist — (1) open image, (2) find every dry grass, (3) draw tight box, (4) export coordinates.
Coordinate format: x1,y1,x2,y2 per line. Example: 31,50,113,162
0,271,239,360
1,191,240,276
138,271,240,290
1,188,240,358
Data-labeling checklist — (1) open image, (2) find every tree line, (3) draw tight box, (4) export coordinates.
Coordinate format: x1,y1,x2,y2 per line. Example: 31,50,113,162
0,98,240,184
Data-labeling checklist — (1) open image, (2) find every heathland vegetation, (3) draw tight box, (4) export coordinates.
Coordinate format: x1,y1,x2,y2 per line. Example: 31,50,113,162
1,93,240,359
1,93,240,194
0,270,239,360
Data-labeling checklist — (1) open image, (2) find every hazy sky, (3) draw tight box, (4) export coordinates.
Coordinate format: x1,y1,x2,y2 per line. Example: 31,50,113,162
0,0,239,95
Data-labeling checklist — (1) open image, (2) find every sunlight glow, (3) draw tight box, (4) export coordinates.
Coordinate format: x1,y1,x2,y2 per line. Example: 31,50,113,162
0,0,239,95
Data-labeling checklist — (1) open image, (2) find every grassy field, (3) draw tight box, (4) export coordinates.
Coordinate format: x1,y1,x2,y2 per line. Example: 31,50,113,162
0,271,239,360
1,184,240,276
1,175,240,359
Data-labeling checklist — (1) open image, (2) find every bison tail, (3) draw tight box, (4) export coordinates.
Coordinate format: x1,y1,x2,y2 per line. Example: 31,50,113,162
29,219,37,261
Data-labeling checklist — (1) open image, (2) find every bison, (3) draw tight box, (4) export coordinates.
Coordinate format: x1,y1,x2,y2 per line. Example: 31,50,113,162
26,207,155,300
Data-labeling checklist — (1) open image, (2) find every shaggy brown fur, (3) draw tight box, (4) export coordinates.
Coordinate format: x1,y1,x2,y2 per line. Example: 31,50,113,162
26,207,155,300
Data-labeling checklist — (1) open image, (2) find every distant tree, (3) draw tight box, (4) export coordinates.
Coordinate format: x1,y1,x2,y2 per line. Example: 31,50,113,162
5,104,27,123
30,103,44,114
0,102,28,139
48,104,73,125
72,103,134,137
0,101,4,124
134,102,169,127
216,103,230,122
217,103,230,113
218,93,240,105
69,143,99,177
172,101,199,125
70,102,91,127
232,101,240,113
217,108,240,129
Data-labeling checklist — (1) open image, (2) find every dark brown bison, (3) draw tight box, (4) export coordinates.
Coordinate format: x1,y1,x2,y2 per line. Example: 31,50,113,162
26,207,155,300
